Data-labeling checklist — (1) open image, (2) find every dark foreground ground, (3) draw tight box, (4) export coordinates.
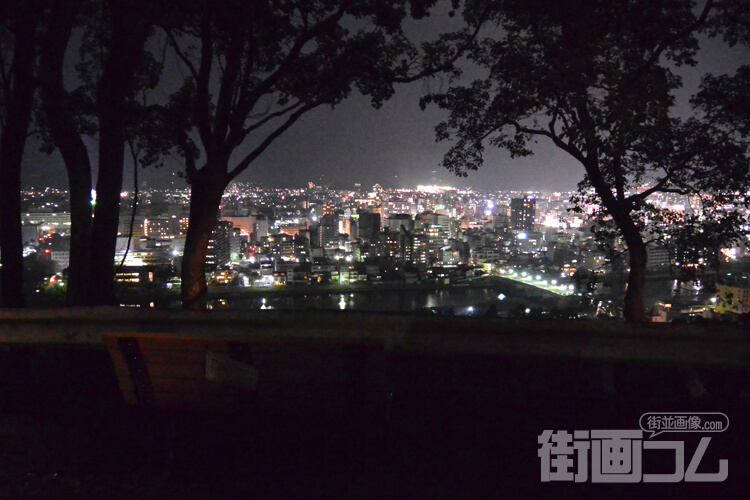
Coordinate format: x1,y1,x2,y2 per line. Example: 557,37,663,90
0,345,747,499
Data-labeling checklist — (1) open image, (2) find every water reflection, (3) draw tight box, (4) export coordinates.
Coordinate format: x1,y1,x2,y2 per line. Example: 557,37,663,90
226,284,534,315
206,276,713,315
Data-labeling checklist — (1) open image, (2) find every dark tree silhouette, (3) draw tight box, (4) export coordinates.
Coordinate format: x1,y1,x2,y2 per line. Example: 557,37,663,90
154,0,478,310
0,1,45,308
423,0,750,322
36,0,166,305
38,0,94,305
89,0,159,305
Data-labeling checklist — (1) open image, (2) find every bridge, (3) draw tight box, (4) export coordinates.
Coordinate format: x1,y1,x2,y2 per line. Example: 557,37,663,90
492,268,575,298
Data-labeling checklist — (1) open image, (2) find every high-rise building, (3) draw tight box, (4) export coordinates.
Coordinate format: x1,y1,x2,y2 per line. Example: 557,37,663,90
357,212,381,242
382,214,414,233
318,213,340,249
118,215,145,240
345,217,358,241
415,212,450,261
252,218,269,242
143,216,172,238
511,197,536,230
139,215,188,238
411,233,428,265
275,233,295,259
206,221,233,270
222,216,255,236
383,231,401,261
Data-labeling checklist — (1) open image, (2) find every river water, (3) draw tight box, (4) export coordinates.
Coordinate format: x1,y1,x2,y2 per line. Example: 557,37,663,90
202,277,712,315
212,283,540,316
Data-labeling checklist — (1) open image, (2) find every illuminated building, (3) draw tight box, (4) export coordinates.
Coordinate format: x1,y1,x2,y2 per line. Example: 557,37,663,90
222,216,255,235
318,213,341,248
50,250,70,271
511,197,536,230
206,221,233,270
143,216,172,238
715,283,750,315
22,212,72,234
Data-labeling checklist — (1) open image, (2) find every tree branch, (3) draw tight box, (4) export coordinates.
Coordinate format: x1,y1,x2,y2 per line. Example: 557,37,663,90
629,181,692,202
226,99,326,182
513,121,587,164
235,4,348,122
242,100,304,136
177,129,197,181
195,10,215,157
213,31,243,154
639,0,715,72
389,22,484,84
164,30,199,81
611,155,626,202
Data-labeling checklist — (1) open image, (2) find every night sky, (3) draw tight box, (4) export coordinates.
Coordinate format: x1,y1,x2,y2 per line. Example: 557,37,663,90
20,9,750,193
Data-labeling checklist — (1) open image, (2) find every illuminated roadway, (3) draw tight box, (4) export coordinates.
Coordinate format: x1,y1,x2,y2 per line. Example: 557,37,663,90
493,268,574,297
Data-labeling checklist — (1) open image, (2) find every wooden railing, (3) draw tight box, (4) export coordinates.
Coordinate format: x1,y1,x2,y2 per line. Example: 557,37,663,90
1,308,748,418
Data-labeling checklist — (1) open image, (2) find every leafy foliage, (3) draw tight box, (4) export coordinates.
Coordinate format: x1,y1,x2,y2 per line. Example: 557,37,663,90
423,0,750,320
147,0,478,184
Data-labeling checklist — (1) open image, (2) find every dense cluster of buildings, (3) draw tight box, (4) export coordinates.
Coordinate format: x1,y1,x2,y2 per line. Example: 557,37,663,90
16,182,750,304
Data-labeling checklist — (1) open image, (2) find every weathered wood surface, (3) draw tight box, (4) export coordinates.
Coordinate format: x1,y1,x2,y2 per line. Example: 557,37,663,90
105,334,388,417
1,308,748,415
0,308,747,368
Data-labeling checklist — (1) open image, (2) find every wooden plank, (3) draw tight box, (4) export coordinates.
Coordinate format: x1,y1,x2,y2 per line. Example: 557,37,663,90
255,385,347,417
107,338,139,405
249,342,387,384
105,337,130,376
136,340,386,384
151,391,239,410
141,363,205,379
105,334,389,418
119,388,138,405
205,351,259,391
136,338,229,353
118,387,241,410
139,349,209,366
149,376,226,394
116,337,155,406
115,374,135,393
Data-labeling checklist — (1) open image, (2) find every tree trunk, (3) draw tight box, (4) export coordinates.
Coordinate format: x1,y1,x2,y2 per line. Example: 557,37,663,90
90,93,126,305
89,0,151,305
181,173,224,311
581,155,650,323
0,7,39,308
621,222,649,323
0,137,26,308
39,0,94,306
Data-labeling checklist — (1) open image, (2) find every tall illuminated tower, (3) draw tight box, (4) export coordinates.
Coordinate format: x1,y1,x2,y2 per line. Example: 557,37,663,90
510,196,535,231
